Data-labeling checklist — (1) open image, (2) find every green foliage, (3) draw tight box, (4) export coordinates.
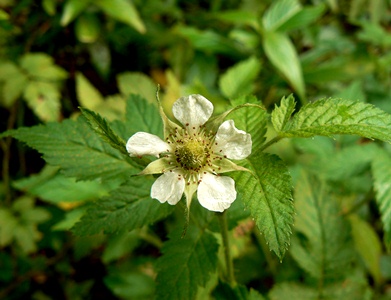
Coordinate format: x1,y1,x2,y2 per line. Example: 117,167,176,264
2,1,391,298
155,226,219,300
0,197,50,253
0,53,67,121
233,152,294,260
275,96,391,142
372,148,391,250
72,176,173,236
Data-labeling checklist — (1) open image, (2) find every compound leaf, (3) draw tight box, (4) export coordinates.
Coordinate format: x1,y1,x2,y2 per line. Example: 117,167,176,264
272,94,296,133
282,98,391,142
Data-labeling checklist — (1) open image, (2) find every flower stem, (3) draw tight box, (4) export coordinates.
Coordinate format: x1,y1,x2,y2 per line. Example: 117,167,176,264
218,210,236,286
258,135,283,152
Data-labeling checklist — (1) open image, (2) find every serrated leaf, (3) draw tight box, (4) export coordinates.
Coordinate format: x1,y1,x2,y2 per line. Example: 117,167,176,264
281,98,391,142
72,176,173,235
24,81,61,122
4,117,133,181
372,148,391,250
232,152,294,260
113,94,163,139
271,94,296,133
80,107,127,155
155,227,219,300
219,56,262,99
262,0,301,32
263,31,305,99
13,165,114,204
290,171,354,281
117,72,157,103
95,0,146,33
229,95,268,152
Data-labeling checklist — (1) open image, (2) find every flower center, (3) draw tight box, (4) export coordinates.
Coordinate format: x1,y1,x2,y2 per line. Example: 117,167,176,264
175,137,208,170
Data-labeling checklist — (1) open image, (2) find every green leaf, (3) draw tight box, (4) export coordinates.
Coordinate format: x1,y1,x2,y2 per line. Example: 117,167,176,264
229,95,268,152
281,98,391,142
271,94,296,133
262,31,305,100
278,4,326,32
117,72,157,103
232,152,294,260
0,65,28,107
269,282,318,300
3,117,133,181
349,214,382,285
114,94,164,139
95,0,146,33
20,53,67,80
372,148,391,250
219,56,262,99
79,107,128,155
60,0,91,26
290,171,354,282
75,13,101,43
13,165,115,204
24,81,61,122
75,72,104,109
155,227,219,300
262,0,301,32
72,176,173,235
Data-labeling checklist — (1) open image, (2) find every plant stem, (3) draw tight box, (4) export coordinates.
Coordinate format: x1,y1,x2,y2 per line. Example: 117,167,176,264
218,211,236,286
258,135,283,153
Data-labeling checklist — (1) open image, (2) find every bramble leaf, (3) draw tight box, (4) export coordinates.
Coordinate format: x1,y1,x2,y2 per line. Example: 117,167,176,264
155,227,219,300
290,172,354,282
372,148,391,250
2,117,133,181
72,176,173,235
232,152,294,260
271,94,296,133
230,95,268,152
79,107,127,155
262,0,301,32
281,98,391,142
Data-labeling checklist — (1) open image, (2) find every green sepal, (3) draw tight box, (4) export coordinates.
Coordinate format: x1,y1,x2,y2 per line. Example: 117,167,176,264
212,157,252,174
139,157,172,175
156,88,180,139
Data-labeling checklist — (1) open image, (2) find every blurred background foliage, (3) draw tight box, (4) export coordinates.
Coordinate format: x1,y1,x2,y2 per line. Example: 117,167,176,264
1,0,391,299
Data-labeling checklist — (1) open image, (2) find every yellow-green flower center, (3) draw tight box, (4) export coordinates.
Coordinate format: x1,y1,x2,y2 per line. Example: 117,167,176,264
175,137,208,170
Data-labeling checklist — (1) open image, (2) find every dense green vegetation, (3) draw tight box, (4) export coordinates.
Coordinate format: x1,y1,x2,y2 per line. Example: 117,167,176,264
1,0,391,299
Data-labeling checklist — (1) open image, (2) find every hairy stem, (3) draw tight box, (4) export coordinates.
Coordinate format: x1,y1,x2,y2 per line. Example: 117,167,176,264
218,211,236,286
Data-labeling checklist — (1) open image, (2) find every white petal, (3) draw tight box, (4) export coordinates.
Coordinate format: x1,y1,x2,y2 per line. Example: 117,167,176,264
151,171,185,205
197,173,237,212
126,132,170,157
215,120,252,160
172,94,214,128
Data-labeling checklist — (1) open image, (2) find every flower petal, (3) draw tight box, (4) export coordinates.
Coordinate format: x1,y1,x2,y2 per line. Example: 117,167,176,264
172,94,214,128
197,173,236,212
151,171,185,205
214,120,252,160
126,132,170,157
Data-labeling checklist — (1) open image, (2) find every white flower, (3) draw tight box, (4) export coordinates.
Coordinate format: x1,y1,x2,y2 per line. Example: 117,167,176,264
126,94,252,212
